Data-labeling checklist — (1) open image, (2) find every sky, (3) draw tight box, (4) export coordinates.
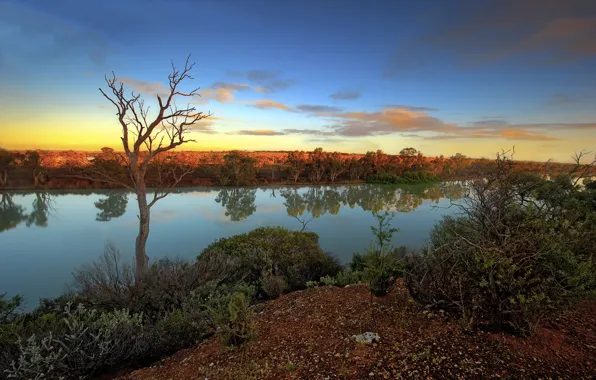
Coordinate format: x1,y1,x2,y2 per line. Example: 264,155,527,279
0,0,595,162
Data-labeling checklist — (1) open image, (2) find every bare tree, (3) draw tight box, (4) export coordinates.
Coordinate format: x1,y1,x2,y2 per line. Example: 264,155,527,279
99,55,211,280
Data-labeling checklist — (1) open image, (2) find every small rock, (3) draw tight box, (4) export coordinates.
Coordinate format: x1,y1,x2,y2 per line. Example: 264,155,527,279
369,372,375,376
353,332,380,344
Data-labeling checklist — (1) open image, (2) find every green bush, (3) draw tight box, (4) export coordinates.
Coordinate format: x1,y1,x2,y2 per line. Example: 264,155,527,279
334,269,361,287
260,270,287,299
319,275,338,286
5,303,146,379
205,288,256,347
357,248,405,296
405,152,596,335
197,227,342,295
351,212,406,296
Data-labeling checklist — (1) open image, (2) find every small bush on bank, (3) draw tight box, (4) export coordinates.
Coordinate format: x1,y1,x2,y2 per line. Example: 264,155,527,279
204,285,256,347
197,227,342,296
260,270,287,299
353,212,405,296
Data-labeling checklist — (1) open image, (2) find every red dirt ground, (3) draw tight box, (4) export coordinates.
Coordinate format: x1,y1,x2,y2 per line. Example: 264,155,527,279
119,282,595,379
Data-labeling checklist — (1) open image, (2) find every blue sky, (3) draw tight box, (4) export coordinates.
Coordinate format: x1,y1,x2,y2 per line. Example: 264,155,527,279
1,0,595,162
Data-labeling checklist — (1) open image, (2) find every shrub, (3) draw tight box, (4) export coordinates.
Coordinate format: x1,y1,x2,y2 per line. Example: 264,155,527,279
405,150,596,335
71,244,212,319
205,289,256,347
197,227,342,296
334,269,361,287
353,212,405,296
5,303,146,379
319,275,338,286
260,270,287,299
306,281,319,289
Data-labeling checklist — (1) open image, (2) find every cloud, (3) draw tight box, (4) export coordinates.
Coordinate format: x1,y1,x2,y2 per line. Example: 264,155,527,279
188,119,217,134
328,108,455,137
296,105,343,114
282,128,336,136
546,93,595,106
250,100,296,112
0,2,112,72
384,104,438,112
196,88,237,104
384,0,596,77
232,129,285,136
247,101,344,115
230,70,295,93
425,129,560,141
329,90,361,100
120,78,170,96
210,82,252,91
193,81,269,105
318,105,589,141
305,137,346,144
229,128,338,137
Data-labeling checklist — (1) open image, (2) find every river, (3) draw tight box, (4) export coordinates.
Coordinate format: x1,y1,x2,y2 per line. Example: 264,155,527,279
0,182,466,309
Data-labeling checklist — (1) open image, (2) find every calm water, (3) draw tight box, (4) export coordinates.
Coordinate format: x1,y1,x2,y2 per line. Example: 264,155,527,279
0,183,465,309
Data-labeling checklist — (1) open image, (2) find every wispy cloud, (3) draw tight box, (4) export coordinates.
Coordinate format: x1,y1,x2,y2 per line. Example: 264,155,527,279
384,104,438,112
250,100,296,112
211,82,252,92
232,129,285,136
546,93,594,106
283,128,336,136
384,0,596,77
188,119,217,134
329,90,361,100
119,78,170,96
229,70,295,93
296,105,343,114
318,105,591,141
0,2,112,71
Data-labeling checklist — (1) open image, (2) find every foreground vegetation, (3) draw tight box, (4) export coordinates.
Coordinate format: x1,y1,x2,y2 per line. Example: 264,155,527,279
1,151,595,378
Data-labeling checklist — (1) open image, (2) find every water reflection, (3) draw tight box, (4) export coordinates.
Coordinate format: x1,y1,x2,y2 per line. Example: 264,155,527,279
0,193,27,232
215,187,257,221
0,183,467,229
275,183,465,219
25,193,55,227
94,193,128,222
0,192,55,231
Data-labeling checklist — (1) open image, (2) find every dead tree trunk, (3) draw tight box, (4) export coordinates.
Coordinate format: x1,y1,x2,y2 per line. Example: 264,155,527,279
97,54,211,281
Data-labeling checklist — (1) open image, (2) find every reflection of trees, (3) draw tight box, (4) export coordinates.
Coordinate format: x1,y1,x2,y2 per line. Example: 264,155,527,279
215,188,257,221
94,193,128,221
279,187,306,217
0,193,27,232
278,183,464,219
25,192,54,227
441,182,467,201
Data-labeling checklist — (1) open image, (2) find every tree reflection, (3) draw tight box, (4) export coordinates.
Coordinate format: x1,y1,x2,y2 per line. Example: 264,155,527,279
277,183,465,219
94,193,128,221
0,193,27,232
215,188,257,221
279,187,306,217
25,192,54,227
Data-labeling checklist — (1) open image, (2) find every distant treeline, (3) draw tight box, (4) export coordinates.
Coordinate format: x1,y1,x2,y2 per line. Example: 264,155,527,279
0,147,589,189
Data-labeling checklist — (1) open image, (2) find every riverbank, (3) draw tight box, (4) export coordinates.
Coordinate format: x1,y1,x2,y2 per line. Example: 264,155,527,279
118,281,596,379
